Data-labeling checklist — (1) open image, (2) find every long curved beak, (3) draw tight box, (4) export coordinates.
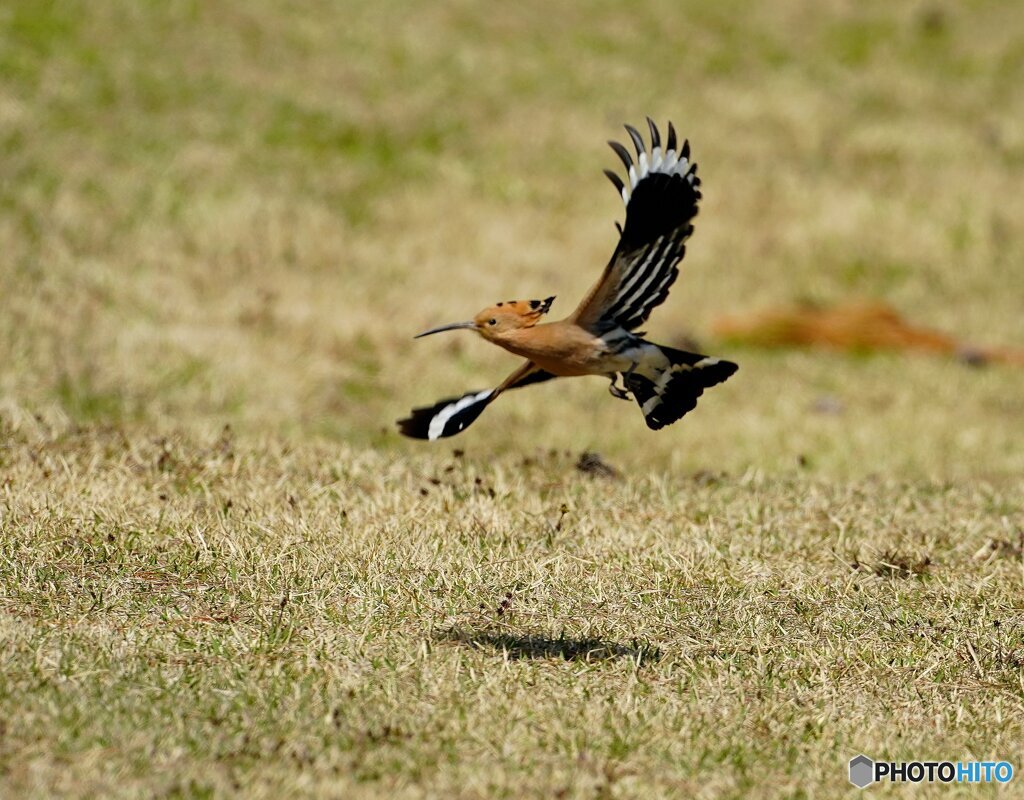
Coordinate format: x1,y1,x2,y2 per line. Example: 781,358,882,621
414,320,477,339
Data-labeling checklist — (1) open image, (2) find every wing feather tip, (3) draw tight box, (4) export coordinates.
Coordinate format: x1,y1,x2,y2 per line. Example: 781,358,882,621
608,139,633,168
646,117,661,148
624,124,645,157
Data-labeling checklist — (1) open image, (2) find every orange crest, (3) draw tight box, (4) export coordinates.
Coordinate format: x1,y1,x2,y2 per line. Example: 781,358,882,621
474,296,555,337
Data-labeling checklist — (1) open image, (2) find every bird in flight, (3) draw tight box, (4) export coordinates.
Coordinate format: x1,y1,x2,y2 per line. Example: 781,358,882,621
398,118,737,440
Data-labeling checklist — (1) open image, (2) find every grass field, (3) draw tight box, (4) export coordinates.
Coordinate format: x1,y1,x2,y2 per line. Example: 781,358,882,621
2,1,1024,797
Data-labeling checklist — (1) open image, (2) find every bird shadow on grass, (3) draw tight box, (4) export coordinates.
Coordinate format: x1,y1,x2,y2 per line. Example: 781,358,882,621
438,627,662,664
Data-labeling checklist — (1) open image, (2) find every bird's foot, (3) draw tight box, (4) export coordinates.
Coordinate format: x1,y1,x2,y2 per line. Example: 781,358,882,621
607,374,631,401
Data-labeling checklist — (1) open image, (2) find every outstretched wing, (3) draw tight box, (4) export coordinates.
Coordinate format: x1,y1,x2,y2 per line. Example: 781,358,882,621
397,362,557,440
572,119,702,332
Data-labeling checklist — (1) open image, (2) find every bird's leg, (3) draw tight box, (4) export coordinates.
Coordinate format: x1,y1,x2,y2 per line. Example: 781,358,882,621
619,361,641,397
607,373,631,401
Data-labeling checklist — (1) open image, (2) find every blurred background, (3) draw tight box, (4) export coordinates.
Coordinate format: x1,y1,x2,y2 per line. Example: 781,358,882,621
2,0,1022,478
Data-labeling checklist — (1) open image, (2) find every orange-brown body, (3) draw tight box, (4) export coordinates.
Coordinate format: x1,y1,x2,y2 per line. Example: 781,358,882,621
412,292,670,387
488,320,614,376
495,319,598,376
463,298,659,378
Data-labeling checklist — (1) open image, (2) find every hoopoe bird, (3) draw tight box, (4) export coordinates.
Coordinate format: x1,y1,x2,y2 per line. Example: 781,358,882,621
398,118,737,440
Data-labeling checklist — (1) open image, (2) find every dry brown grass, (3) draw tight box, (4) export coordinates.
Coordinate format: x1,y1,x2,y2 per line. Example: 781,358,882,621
2,0,1024,796
3,429,1024,797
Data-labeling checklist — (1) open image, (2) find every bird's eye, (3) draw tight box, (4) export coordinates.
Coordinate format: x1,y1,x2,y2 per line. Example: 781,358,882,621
488,318,497,326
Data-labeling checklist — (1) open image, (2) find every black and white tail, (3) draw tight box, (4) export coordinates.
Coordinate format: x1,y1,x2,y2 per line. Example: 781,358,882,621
624,346,737,431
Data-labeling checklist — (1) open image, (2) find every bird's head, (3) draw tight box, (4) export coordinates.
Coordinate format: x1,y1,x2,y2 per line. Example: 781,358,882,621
415,296,555,342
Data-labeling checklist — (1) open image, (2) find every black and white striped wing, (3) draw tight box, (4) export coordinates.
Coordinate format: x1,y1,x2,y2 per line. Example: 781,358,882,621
397,363,557,440
573,119,701,332
398,388,496,440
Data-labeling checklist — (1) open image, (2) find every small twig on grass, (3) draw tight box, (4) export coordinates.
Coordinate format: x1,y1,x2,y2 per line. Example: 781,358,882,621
965,639,986,680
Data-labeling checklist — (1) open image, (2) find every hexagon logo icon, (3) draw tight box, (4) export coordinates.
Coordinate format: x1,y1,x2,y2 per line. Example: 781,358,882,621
849,754,874,789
